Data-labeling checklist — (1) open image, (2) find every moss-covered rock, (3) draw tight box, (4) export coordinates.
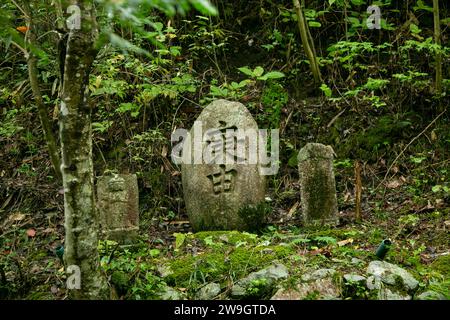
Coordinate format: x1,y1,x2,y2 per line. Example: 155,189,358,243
162,231,294,288
430,255,450,278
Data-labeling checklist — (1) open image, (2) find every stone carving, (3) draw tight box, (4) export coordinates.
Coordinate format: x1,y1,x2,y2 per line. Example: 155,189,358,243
96,173,139,242
180,99,266,231
298,143,338,226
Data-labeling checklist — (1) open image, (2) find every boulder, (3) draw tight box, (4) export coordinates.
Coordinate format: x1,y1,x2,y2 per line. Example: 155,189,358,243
231,262,288,298
366,261,419,292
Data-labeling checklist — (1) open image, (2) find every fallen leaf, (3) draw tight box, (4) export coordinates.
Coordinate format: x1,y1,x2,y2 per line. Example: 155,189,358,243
431,130,437,141
343,192,352,203
10,212,26,221
42,228,56,234
386,179,402,189
288,202,300,217
169,220,190,225
161,145,168,157
26,228,36,237
337,238,354,247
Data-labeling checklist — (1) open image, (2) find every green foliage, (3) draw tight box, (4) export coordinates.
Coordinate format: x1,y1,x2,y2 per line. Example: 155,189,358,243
246,278,269,297
320,84,332,97
260,82,288,128
313,236,337,246
238,66,285,81
0,108,23,138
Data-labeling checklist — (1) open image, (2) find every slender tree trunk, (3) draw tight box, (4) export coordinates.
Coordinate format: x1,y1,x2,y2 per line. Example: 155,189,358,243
354,161,362,222
22,2,62,180
293,0,322,84
54,0,66,30
433,0,442,98
59,0,108,299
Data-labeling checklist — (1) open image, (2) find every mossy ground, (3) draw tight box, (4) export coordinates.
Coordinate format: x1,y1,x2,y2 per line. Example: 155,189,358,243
95,215,448,300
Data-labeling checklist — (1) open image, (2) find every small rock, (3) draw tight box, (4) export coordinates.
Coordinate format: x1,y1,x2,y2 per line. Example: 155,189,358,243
157,264,174,277
415,291,446,300
271,278,340,300
195,283,221,300
367,261,419,291
158,286,186,300
271,288,303,300
302,268,336,282
366,275,382,290
342,274,368,299
351,258,364,265
343,274,366,284
231,262,289,298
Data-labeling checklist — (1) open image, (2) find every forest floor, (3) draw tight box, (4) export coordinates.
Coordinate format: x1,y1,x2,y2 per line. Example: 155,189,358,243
1,162,449,300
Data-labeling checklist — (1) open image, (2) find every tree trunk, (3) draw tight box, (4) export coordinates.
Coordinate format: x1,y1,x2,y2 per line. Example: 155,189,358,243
22,2,62,181
59,0,108,299
433,0,442,98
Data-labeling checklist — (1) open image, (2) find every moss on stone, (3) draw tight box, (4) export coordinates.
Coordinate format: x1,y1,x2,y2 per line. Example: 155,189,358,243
111,271,130,295
163,238,294,288
429,279,450,299
193,230,259,245
430,255,450,278
237,202,272,232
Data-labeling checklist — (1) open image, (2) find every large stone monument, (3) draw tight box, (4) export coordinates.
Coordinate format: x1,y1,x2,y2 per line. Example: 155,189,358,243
298,143,338,226
180,99,266,231
96,173,139,242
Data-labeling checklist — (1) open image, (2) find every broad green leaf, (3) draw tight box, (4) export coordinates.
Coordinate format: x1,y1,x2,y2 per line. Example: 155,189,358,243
346,17,361,27
190,0,218,16
431,185,441,193
308,21,322,28
413,0,433,13
350,0,365,5
238,66,254,77
410,23,421,34
258,71,285,81
320,84,332,97
170,46,181,56
253,66,264,77
149,249,160,257
174,233,186,249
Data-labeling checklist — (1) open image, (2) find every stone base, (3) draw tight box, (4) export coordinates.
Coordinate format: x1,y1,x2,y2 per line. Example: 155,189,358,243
100,227,139,244
303,217,339,227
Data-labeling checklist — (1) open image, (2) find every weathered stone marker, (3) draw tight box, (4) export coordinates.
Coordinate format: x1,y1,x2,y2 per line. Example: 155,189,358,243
181,99,266,231
298,143,338,226
96,173,139,242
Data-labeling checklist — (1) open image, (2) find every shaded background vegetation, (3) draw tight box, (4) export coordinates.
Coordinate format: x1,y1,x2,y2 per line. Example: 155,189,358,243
0,0,448,299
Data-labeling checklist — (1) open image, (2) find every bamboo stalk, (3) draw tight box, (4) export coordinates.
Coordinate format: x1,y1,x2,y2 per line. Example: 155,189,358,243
293,0,322,84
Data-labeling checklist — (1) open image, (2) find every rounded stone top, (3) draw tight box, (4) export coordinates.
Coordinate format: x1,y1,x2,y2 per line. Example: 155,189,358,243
196,99,258,129
298,143,335,162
